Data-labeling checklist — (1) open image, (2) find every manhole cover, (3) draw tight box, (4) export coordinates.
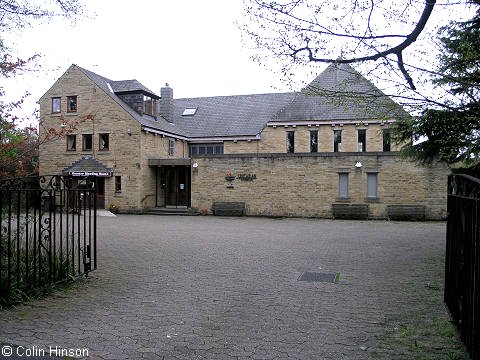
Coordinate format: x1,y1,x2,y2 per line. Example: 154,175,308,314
298,272,339,283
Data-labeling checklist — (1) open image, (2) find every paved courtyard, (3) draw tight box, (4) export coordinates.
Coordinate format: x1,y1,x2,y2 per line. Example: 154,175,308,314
0,215,460,359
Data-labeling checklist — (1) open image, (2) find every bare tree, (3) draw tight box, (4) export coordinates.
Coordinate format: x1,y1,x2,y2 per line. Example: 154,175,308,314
240,0,478,107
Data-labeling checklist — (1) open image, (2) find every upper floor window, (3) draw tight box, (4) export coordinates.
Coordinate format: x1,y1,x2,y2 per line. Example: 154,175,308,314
310,130,318,153
358,129,366,152
168,139,175,156
67,96,77,112
333,130,342,152
144,95,153,115
383,129,392,152
52,97,61,113
99,133,109,151
189,143,224,156
66,134,76,151
82,134,92,151
286,131,295,153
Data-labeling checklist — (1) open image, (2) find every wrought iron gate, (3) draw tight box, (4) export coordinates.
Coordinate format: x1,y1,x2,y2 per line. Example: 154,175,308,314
0,175,97,298
445,174,480,360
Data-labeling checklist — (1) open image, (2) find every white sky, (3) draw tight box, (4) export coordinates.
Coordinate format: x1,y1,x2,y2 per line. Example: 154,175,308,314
3,0,305,124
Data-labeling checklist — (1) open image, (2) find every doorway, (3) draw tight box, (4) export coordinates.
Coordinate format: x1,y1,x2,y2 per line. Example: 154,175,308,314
157,166,191,207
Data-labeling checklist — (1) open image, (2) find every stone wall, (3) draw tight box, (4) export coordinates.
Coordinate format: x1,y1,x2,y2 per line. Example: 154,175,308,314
224,123,401,154
191,153,449,220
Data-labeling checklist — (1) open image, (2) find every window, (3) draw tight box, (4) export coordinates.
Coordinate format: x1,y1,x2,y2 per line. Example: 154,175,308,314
367,172,378,198
66,134,76,151
310,130,318,153
358,129,366,152
144,95,153,115
188,143,224,156
99,133,109,151
182,108,197,116
115,176,122,193
168,139,175,156
334,130,342,152
67,96,77,112
286,131,295,153
82,134,92,151
338,173,349,198
52,97,61,113
383,129,391,152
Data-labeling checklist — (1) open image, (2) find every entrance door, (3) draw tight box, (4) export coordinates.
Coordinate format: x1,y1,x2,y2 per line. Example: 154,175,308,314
158,166,190,207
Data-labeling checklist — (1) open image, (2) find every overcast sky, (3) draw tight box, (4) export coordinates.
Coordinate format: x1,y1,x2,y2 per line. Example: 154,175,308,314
4,0,309,123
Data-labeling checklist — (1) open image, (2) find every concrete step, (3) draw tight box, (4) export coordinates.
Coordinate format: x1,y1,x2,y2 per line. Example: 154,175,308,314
146,207,199,216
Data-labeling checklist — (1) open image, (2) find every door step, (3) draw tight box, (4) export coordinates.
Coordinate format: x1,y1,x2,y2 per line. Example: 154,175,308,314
146,207,199,216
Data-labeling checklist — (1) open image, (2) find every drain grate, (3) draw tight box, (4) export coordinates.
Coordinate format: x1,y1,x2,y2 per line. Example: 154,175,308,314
298,272,339,283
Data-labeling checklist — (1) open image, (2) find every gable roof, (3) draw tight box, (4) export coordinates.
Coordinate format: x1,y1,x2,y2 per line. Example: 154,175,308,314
272,63,410,122
75,65,186,138
62,63,408,141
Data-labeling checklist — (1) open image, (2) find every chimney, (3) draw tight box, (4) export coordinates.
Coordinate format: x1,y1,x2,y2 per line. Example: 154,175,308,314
159,83,174,123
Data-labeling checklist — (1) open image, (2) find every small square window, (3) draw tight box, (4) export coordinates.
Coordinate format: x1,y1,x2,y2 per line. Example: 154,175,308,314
168,139,175,156
66,134,76,151
52,97,61,113
82,134,92,151
67,96,77,112
115,176,122,193
99,133,109,151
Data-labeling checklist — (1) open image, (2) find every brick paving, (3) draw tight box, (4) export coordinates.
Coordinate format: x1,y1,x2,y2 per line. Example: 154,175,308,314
0,216,455,359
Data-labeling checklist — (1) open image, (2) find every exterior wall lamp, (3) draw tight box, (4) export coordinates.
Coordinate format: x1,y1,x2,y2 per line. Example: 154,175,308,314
127,128,132,136
355,161,363,169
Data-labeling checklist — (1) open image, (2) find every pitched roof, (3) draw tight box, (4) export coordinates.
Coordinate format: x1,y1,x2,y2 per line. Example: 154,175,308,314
111,80,159,98
75,65,186,137
63,155,113,176
173,93,296,138
273,63,410,122
71,63,409,140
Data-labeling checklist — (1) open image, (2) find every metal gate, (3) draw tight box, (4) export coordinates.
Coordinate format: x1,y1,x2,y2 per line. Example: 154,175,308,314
0,175,97,299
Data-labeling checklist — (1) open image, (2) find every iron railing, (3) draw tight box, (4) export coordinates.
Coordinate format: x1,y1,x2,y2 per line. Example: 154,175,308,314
445,174,480,360
0,175,97,300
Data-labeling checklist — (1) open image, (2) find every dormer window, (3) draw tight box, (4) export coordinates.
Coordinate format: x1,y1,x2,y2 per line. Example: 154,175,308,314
144,95,154,115
182,108,197,116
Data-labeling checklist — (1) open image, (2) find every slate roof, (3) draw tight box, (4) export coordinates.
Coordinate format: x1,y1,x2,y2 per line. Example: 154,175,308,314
76,65,185,137
273,63,410,122
73,63,409,140
173,93,296,138
110,80,159,98
63,156,113,176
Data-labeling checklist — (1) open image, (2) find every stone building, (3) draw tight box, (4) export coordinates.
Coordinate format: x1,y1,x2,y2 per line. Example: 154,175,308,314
39,63,449,219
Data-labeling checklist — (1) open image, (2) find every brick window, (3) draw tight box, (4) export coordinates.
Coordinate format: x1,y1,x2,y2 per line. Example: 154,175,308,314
188,143,224,156
52,97,61,113
333,130,342,152
286,131,295,153
115,176,122,193
67,96,77,112
338,172,349,199
383,129,391,152
66,134,76,151
99,133,109,151
310,130,318,153
168,139,175,156
82,134,92,151
358,129,366,152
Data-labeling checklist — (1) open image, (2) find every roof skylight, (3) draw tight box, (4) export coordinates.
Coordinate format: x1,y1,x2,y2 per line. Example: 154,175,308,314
182,108,197,116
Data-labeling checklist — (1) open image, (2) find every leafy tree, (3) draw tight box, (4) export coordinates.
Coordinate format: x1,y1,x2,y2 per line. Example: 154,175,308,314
0,0,84,178
394,10,480,164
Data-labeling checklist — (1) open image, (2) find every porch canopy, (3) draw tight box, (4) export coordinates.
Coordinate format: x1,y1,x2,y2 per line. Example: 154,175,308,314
148,158,191,166
63,156,113,177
